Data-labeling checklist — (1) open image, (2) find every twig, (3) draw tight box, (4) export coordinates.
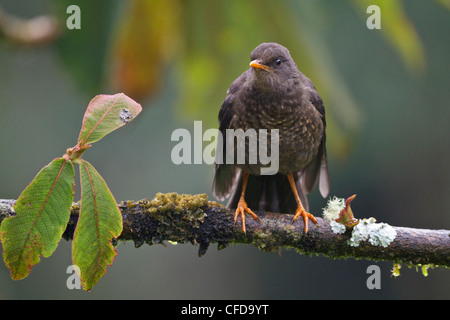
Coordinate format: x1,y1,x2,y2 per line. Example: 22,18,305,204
0,5,60,45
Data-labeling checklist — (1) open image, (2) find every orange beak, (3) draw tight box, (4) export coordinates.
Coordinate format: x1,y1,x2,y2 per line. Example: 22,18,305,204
250,60,272,72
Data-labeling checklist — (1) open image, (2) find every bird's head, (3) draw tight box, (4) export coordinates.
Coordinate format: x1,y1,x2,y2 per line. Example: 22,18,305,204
249,42,299,86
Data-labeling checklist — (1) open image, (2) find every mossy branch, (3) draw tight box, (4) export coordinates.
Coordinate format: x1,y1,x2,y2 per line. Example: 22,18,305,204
1,195,449,268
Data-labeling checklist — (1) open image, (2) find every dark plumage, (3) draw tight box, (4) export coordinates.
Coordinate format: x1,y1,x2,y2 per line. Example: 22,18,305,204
213,42,330,233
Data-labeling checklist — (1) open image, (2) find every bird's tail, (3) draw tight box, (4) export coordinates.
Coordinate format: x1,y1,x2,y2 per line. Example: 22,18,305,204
226,172,309,214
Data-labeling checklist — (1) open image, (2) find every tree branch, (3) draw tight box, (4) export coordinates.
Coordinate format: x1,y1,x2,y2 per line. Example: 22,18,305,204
0,5,60,45
1,195,449,268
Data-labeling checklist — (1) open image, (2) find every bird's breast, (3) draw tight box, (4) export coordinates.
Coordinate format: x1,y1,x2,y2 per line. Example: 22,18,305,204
229,94,324,175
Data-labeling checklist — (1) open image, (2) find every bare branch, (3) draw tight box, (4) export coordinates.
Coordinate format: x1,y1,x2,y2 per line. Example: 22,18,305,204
0,5,60,45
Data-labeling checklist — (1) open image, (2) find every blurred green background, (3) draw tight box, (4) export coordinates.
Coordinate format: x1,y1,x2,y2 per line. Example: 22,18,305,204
0,0,449,299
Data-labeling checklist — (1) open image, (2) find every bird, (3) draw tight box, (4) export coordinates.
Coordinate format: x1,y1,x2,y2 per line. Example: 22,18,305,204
213,42,330,234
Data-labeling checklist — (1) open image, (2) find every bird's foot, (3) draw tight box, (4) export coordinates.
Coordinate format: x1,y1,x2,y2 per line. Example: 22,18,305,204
292,207,319,233
234,199,260,234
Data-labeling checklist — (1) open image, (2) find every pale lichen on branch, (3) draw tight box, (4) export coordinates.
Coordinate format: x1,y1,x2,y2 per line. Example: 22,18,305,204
1,193,449,270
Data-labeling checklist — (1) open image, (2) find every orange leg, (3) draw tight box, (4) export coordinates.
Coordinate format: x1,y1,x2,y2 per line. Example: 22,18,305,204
287,174,319,233
234,172,260,233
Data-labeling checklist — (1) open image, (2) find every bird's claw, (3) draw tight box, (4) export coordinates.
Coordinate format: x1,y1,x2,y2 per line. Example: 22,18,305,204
292,207,319,233
234,199,260,234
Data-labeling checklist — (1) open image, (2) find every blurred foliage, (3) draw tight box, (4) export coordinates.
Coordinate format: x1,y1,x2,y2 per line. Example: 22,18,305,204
110,0,181,99
36,0,430,159
434,0,450,11
50,0,117,95
352,0,426,74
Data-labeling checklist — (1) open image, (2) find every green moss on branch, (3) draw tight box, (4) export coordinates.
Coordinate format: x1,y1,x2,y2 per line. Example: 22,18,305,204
1,194,449,268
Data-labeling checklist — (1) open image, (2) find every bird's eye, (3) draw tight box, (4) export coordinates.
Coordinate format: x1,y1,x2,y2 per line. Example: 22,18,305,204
275,58,282,66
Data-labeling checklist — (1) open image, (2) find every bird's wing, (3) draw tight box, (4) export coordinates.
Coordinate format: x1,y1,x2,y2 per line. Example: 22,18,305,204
212,73,247,201
301,85,330,198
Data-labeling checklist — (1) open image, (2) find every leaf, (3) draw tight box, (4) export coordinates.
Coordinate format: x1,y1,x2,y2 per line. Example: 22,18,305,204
0,158,75,280
77,93,142,147
72,160,123,291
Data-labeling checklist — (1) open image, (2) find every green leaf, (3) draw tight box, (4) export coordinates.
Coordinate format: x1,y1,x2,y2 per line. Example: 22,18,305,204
77,93,142,147
0,158,75,280
73,160,123,291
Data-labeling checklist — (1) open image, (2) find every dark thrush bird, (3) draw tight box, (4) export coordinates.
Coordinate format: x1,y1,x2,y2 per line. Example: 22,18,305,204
213,42,330,233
